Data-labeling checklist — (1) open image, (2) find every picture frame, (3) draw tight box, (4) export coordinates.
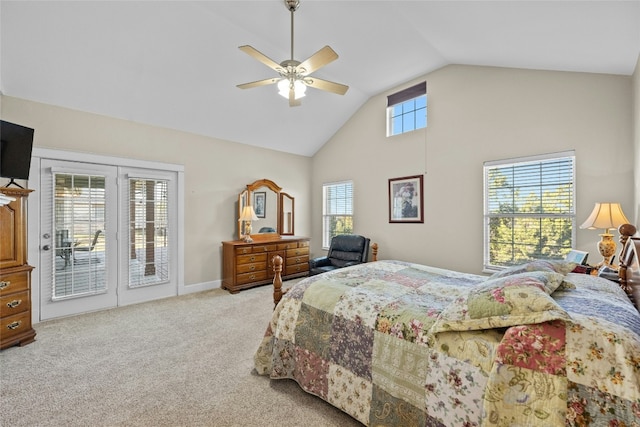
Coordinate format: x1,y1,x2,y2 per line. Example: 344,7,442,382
253,192,266,218
389,175,424,223
565,249,589,265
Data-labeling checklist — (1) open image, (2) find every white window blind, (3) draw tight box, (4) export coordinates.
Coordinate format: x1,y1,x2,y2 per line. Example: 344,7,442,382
128,178,170,287
52,173,106,299
322,181,353,248
483,151,575,269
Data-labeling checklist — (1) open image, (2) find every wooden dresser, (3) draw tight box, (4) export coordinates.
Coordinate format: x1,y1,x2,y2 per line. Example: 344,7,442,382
0,188,36,350
222,236,310,293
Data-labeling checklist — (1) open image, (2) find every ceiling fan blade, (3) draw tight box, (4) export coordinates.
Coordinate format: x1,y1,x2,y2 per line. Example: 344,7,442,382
289,88,301,107
297,45,338,75
238,45,283,72
305,77,349,95
236,77,280,90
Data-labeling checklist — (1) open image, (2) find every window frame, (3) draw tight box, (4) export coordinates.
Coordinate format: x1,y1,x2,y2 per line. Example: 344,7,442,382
322,180,354,249
386,81,427,137
483,150,576,272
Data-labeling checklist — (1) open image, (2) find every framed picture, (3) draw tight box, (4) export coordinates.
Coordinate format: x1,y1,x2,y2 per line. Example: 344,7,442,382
389,175,424,223
253,192,266,218
565,249,589,265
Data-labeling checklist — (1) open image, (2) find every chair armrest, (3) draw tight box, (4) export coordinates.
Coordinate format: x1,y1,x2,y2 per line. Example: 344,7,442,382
309,256,331,269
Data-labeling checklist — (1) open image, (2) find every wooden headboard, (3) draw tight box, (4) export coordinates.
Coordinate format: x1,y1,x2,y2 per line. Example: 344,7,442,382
618,224,640,312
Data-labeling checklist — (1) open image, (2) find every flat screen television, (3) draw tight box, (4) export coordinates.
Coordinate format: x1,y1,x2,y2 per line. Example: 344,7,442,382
0,120,35,186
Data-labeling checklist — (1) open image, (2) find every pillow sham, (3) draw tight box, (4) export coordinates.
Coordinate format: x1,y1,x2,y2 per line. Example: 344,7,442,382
490,260,577,279
561,273,629,298
430,271,570,333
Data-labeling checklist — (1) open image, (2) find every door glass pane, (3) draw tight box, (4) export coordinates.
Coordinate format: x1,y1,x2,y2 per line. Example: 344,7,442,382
53,173,106,299
129,178,169,287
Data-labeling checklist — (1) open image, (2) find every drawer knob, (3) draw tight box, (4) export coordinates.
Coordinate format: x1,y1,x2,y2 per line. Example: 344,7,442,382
250,266,255,271
0,281,10,290
7,299,22,309
249,275,255,280
7,321,22,330
250,256,255,261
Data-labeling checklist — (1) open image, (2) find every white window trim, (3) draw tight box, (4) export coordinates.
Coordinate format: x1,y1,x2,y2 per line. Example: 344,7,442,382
322,180,354,250
27,148,186,323
483,150,576,272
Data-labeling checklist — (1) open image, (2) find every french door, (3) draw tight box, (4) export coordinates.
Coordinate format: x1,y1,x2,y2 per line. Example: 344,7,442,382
39,160,117,319
37,158,179,320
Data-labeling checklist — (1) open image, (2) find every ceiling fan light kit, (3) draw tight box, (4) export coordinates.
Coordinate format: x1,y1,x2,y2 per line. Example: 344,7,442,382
237,0,348,107
278,79,306,100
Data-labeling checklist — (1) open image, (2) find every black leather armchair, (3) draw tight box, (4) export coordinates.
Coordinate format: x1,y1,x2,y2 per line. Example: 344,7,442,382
308,234,371,276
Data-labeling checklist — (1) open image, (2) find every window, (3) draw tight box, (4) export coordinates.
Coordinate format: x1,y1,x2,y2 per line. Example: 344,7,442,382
128,178,170,287
322,181,353,248
386,81,427,136
483,151,575,270
52,173,107,299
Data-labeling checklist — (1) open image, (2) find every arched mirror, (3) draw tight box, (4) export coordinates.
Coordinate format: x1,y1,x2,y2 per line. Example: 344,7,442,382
237,179,294,240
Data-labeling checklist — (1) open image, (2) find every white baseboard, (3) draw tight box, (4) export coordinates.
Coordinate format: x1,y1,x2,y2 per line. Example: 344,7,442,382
180,280,221,295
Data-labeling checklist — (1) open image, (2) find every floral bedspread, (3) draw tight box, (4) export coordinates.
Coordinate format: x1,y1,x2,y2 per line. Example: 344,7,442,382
254,260,640,426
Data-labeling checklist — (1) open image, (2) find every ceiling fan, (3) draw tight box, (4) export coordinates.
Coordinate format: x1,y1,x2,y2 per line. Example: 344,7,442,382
236,0,349,107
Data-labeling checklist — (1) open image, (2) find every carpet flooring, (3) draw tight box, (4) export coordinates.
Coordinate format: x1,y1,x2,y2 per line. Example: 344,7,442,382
0,283,363,426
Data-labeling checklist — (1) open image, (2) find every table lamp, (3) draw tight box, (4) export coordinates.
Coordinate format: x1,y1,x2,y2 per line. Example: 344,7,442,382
238,205,259,243
580,202,630,268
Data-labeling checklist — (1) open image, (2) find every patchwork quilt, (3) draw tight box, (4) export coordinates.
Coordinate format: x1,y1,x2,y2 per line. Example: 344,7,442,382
254,260,640,426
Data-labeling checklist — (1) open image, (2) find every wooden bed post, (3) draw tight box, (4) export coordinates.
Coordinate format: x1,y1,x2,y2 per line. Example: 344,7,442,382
371,242,378,262
617,223,637,300
272,255,283,309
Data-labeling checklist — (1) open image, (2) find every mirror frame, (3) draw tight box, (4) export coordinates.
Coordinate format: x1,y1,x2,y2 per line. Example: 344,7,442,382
279,192,294,236
237,189,249,239
238,179,288,240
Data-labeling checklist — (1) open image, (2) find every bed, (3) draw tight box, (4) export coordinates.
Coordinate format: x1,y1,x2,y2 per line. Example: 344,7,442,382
254,229,640,426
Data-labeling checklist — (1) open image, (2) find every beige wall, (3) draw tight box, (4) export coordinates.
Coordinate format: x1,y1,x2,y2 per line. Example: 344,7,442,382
2,63,636,281
0,96,312,287
312,65,635,274
633,54,640,225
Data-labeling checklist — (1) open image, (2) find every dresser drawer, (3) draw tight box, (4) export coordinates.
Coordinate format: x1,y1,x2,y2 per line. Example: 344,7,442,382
285,263,309,276
0,290,30,317
237,270,267,285
236,253,267,265
277,242,298,250
0,270,29,297
235,246,253,255
236,262,264,275
252,244,277,253
1,310,32,342
287,254,309,266
286,246,309,258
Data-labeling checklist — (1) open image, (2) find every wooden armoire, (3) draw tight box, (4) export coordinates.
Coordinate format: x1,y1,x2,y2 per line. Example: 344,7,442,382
0,187,36,349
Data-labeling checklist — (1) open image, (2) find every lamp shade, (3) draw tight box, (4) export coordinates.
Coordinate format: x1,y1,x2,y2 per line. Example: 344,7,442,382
238,205,259,222
580,202,630,231
277,79,306,100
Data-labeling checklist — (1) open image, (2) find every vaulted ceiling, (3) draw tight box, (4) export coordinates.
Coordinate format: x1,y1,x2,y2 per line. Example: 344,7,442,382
1,1,639,156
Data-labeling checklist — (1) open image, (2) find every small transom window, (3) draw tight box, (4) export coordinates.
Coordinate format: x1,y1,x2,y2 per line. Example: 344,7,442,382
386,81,427,136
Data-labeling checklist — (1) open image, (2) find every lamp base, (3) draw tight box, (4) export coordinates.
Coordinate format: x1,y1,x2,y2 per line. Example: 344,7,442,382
596,233,616,267
242,221,253,243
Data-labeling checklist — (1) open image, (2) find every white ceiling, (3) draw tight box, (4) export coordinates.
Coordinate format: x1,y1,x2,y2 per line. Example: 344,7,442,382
1,1,639,157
